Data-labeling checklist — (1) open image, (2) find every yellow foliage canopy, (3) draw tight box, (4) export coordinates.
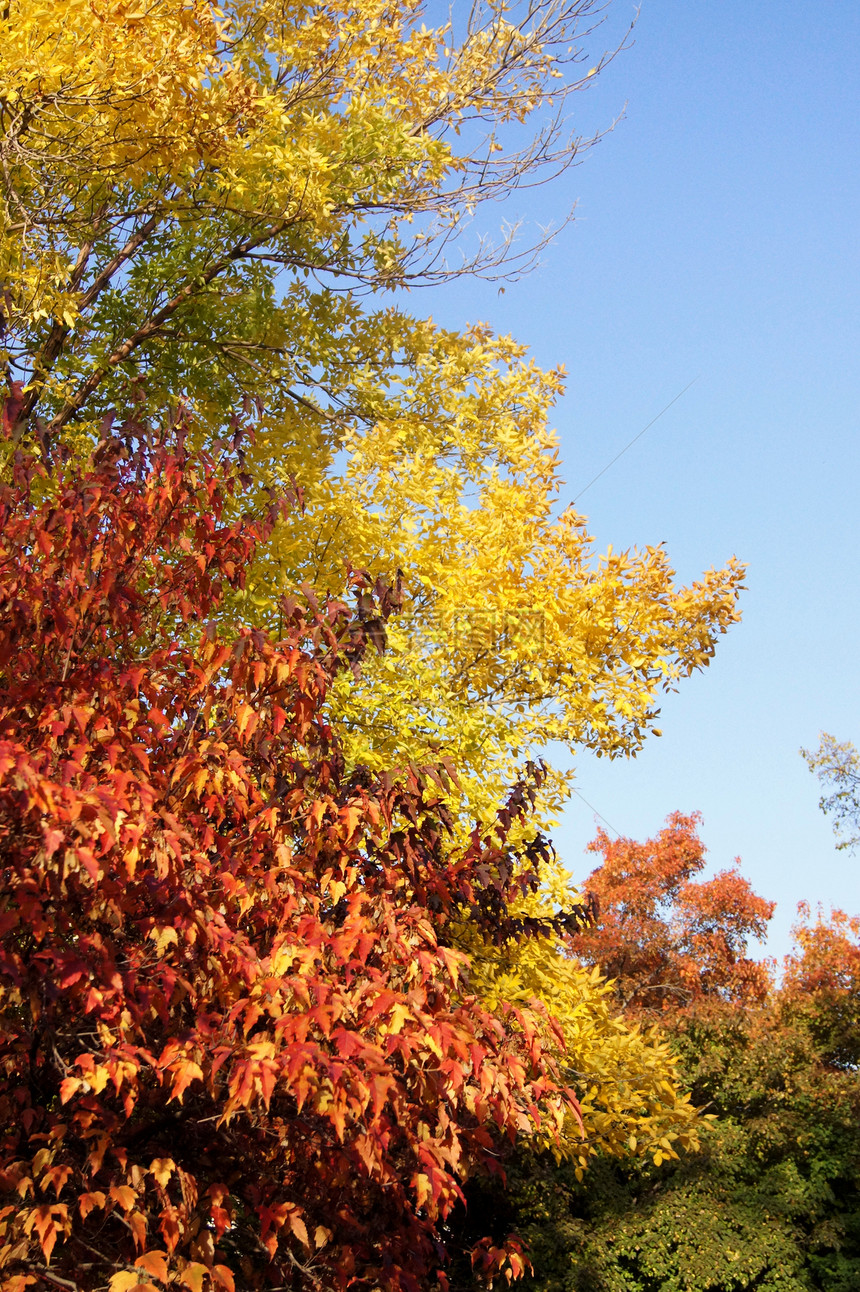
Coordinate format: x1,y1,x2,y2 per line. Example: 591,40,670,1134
460,865,701,1167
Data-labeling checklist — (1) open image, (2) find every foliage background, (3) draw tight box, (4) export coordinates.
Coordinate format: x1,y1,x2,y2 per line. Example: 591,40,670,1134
451,823,860,1291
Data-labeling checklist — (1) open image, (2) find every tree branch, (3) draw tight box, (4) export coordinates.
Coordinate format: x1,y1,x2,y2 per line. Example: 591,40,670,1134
16,208,163,429
48,216,294,435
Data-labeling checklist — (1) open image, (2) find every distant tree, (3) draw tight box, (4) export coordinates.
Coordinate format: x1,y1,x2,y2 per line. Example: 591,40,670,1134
505,943,860,1292
803,733,860,853
782,903,860,1073
461,828,860,1292
573,812,774,1012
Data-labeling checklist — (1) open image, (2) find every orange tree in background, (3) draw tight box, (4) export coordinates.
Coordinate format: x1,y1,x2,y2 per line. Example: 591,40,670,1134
574,811,775,1013
0,428,595,1292
782,902,860,1076
467,820,860,1292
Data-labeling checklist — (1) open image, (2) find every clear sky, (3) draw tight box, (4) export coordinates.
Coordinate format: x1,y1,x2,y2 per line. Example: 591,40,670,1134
422,0,860,958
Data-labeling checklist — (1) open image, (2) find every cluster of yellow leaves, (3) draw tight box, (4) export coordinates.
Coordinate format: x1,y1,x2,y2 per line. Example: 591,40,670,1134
1,0,602,402
1,0,743,818
458,859,702,1171
242,317,743,836
0,0,224,315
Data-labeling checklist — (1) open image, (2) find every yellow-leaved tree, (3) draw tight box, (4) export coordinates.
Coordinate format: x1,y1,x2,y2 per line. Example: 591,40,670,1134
1,0,742,1164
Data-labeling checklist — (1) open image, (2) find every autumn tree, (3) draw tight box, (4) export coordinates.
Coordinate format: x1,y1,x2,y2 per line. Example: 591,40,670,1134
782,903,860,1074
455,863,701,1177
1,0,747,1232
0,0,745,833
508,905,860,1292
573,812,774,1012
803,733,860,853
467,826,860,1292
0,428,597,1291
0,424,713,1291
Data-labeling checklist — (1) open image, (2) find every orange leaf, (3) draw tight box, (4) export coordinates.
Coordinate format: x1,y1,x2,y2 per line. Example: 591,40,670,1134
235,701,257,737
40,1165,72,1198
207,1183,231,1237
338,803,362,839
508,1250,526,1279
59,1076,82,1104
109,1184,137,1212
135,1250,169,1282
287,1210,309,1248
169,1059,203,1103
128,1210,148,1250
78,1191,106,1220
24,1206,58,1262
159,1205,180,1254
149,1158,176,1190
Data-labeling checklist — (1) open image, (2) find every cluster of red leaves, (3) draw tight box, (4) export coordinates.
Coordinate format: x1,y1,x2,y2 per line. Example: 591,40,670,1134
575,812,775,1013
0,440,579,1292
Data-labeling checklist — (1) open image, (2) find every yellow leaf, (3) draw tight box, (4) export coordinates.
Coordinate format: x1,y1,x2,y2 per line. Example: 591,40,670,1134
180,1264,208,1292
109,1275,149,1292
149,1159,176,1190
90,1066,110,1094
388,1002,410,1035
149,926,178,957
414,1173,432,1209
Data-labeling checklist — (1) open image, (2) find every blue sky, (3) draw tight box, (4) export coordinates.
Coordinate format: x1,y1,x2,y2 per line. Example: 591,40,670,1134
424,0,860,957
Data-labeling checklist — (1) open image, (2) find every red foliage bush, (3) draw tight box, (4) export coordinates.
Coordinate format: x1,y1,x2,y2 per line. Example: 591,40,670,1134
0,437,578,1291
